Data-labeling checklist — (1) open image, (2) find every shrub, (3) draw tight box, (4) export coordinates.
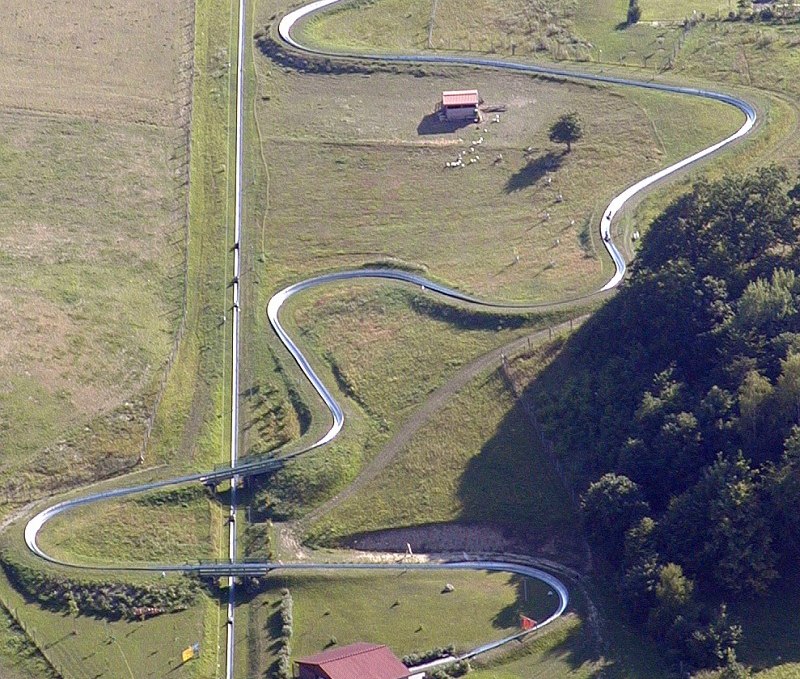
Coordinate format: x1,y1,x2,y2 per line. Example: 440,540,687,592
270,588,294,679
403,646,456,667
429,660,471,678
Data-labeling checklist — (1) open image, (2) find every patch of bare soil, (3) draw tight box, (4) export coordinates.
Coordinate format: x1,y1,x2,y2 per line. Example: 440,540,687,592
343,523,588,570
275,523,311,561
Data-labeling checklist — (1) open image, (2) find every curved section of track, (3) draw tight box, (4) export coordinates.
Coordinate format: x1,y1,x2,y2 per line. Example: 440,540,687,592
23,0,760,668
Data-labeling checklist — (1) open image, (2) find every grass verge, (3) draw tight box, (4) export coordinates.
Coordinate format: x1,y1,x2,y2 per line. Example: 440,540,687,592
248,569,559,674
306,362,575,544
35,487,217,568
0,573,209,679
0,0,240,674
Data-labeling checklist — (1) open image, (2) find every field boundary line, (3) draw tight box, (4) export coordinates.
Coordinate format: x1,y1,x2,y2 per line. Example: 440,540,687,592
19,0,765,672
139,0,197,462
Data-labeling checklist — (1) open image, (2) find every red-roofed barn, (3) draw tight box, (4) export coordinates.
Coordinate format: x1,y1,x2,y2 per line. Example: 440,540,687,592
294,642,411,679
439,89,480,122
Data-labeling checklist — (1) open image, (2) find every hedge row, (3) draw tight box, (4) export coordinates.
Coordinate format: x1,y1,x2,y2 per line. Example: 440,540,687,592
274,588,293,679
254,26,429,78
1,554,199,621
402,645,455,667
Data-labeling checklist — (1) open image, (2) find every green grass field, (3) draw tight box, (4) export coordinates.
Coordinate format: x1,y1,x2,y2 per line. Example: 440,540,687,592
288,284,558,425
676,21,800,97
0,573,213,679
306,365,576,545
298,0,732,60
247,569,560,674
254,63,742,302
469,615,596,679
35,487,219,567
0,0,242,674
145,0,239,474
0,113,178,512
298,0,737,64
258,283,581,523
0,602,58,679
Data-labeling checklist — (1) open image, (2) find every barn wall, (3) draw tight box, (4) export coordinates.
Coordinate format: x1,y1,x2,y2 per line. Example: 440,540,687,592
445,105,477,121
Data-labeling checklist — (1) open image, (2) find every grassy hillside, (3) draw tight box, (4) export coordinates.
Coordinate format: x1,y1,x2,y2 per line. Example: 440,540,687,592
305,359,576,545
3,0,797,675
241,0,800,676
35,487,219,567
247,569,561,675
0,0,240,674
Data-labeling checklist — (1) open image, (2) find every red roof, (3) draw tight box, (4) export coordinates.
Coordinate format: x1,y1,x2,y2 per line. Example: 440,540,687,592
441,89,479,107
296,642,410,679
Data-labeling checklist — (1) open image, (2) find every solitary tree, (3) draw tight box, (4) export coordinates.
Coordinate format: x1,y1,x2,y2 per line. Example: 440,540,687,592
549,112,583,153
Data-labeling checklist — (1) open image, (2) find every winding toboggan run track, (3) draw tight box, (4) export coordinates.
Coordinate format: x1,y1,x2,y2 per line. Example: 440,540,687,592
22,0,757,675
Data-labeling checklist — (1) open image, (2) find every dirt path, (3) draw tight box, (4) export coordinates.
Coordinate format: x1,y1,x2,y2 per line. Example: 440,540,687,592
300,315,587,528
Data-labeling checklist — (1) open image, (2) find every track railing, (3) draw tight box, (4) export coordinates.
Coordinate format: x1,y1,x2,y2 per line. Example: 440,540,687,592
22,0,760,668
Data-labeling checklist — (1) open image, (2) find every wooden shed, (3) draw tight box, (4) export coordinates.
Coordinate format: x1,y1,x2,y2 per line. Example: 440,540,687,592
439,89,480,122
294,642,411,679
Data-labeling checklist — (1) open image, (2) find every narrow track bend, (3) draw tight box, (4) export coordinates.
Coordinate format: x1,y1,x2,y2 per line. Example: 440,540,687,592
22,0,759,674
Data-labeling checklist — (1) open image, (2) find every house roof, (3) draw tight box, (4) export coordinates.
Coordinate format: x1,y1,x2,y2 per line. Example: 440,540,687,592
297,642,410,679
442,89,479,107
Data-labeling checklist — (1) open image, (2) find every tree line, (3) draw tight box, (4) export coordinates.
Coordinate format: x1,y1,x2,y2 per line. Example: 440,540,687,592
530,166,800,674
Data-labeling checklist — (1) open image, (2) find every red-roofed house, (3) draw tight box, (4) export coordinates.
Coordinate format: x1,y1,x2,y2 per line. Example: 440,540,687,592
294,642,411,679
439,89,480,122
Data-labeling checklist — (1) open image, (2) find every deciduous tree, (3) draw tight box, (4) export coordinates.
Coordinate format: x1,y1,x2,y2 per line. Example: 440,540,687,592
581,473,649,561
548,112,583,153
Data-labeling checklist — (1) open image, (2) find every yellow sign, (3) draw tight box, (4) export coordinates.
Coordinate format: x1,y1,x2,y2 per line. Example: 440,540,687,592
182,647,194,663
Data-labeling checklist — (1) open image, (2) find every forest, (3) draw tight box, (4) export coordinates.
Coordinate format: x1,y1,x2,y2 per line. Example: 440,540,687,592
531,166,800,673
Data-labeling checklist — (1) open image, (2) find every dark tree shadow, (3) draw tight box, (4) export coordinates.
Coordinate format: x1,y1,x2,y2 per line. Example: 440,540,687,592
491,575,530,630
505,151,565,193
45,632,74,649
457,398,577,529
408,294,533,331
417,112,477,136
